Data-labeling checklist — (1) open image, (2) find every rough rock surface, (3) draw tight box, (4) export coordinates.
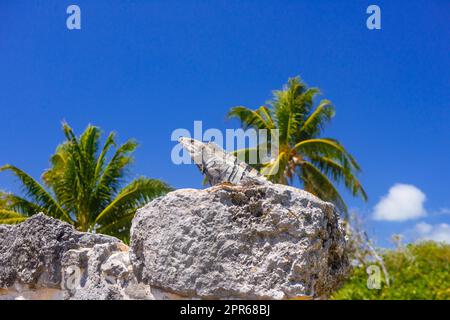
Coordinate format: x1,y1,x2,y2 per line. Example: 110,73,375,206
130,183,349,299
1,184,349,300
0,214,153,300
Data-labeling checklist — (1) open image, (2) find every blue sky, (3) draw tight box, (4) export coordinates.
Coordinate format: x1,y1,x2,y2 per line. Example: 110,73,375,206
0,0,449,247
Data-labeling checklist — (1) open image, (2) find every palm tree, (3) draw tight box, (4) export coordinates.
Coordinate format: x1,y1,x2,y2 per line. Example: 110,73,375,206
227,76,367,214
0,122,172,242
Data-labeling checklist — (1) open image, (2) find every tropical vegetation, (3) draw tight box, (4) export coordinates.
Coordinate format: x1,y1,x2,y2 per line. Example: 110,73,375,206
228,76,367,213
0,123,171,242
332,241,450,299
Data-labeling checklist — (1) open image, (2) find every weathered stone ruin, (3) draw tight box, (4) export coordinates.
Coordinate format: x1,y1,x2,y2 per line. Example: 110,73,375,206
0,183,348,299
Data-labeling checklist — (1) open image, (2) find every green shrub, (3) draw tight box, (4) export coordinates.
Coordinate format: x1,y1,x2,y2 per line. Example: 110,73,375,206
332,241,450,300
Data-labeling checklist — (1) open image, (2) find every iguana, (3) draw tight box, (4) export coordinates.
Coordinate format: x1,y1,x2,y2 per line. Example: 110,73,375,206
178,137,268,186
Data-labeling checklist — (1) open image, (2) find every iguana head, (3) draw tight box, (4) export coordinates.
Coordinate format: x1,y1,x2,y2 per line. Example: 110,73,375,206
178,137,204,160
178,137,215,170
178,137,227,177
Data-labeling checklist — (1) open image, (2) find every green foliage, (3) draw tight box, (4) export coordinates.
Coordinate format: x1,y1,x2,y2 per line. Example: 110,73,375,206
0,191,28,224
0,123,172,242
228,76,367,214
332,241,450,300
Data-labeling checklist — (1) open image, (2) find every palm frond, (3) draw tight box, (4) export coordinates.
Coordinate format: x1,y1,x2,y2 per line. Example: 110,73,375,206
227,106,274,130
0,165,72,223
261,151,288,184
0,209,28,224
42,148,67,186
271,76,310,117
297,87,320,116
310,156,367,201
295,138,361,171
94,132,116,182
0,193,45,216
300,99,335,138
230,146,263,170
80,125,101,164
301,161,348,214
96,211,135,236
94,177,172,225
95,139,138,196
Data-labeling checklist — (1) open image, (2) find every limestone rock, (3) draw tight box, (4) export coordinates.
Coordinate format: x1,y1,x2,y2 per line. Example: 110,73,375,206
0,214,153,300
130,183,349,299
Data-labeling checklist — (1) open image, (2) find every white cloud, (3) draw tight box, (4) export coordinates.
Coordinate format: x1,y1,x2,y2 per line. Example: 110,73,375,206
414,222,450,244
437,208,450,216
415,222,432,234
373,184,427,221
